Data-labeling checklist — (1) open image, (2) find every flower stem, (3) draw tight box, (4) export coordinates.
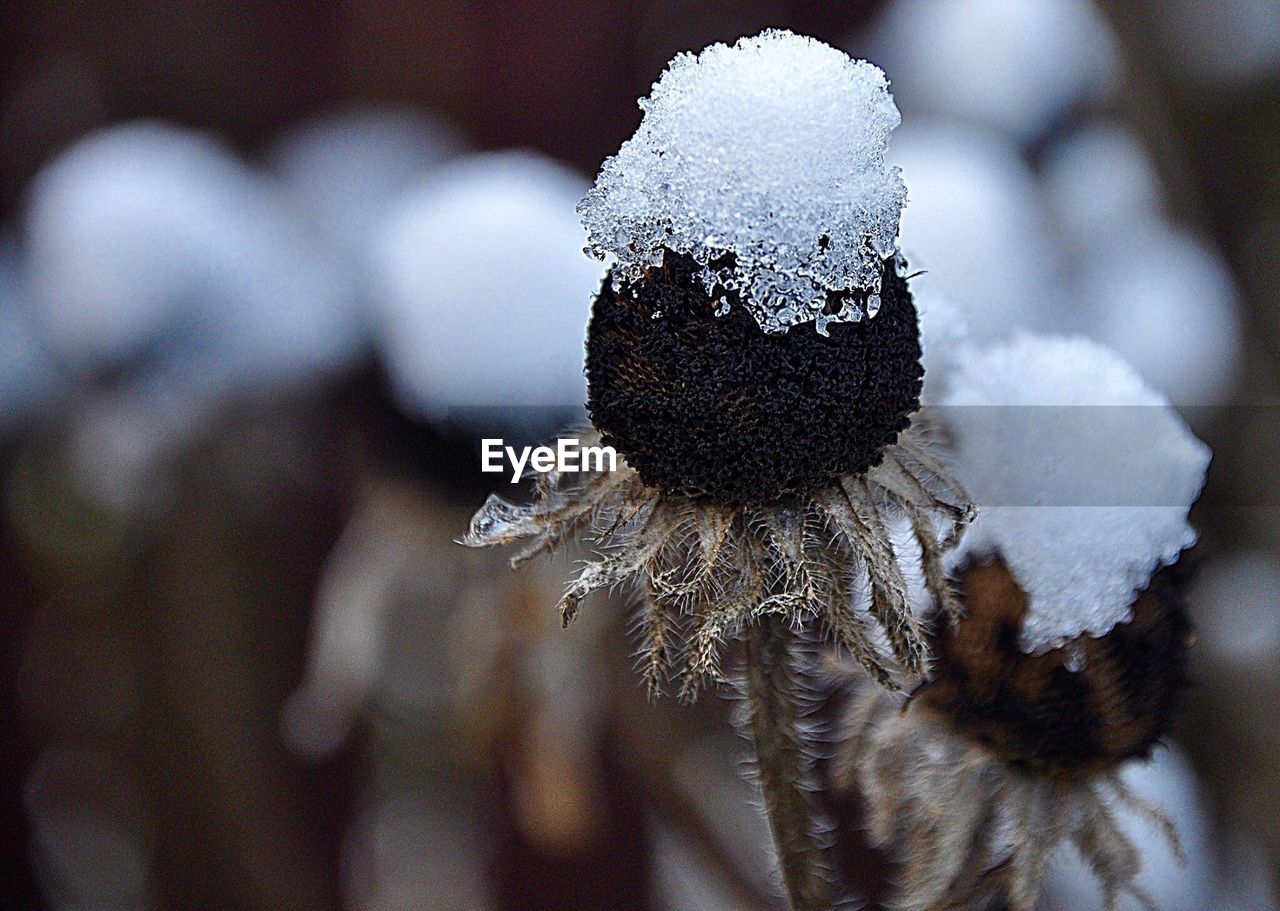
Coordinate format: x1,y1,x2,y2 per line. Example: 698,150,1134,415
744,616,829,911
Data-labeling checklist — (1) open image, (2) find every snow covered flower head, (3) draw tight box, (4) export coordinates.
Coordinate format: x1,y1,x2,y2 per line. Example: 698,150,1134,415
580,30,907,336
942,334,1210,653
838,335,1209,911
465,30,969,696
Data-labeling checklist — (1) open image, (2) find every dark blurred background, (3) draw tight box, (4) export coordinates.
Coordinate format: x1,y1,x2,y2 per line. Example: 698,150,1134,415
1,2,1277,910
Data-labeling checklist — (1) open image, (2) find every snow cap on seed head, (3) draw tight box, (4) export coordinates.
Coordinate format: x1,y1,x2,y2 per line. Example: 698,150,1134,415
941,334,1210,653
579,30,907,336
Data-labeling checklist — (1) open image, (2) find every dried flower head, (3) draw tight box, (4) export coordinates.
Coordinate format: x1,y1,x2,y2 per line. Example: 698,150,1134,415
835,335,1209,911
463,31,970,698
837,557,1194,911
587,250,923,504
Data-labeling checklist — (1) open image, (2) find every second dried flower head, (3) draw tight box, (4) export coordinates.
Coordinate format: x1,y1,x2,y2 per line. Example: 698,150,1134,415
838,334,1210,911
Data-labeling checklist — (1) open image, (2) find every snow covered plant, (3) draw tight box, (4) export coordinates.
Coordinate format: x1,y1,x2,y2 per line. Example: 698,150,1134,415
461,30,971,909
836,335,1210,911
460,28,1210,911
465,31,969,689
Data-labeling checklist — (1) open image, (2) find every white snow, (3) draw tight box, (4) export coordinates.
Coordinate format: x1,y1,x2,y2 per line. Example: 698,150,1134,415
1041,122,1164,248
24,121,361,385
24,121,365,512
25,122,239,366
371,150,605,421
579,30,907,335
942,334,1210,653
1074,224,1241,406
890,121,1065,341
1039,123,1241,405
915,290,967,399
268,105,461,266
863,0,1119,144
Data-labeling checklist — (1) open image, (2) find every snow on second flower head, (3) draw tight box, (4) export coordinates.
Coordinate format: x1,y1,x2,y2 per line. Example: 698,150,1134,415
579,30,907,336
942,334,1210,653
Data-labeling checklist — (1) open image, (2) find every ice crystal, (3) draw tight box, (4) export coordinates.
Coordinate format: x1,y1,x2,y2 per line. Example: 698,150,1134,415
578,30,906,335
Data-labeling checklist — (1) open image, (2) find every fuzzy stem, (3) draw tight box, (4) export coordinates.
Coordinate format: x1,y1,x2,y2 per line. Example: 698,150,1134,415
744,617,828,911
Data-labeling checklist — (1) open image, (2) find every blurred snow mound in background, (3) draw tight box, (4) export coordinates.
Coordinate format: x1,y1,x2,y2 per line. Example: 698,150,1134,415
25,120,362,387
915,290,967,400
1075,224,1240,406
880,107,1241,406
1042,121,1164,246
23,120,366,509
371,150,604,424
890,121,1064,341
864,0,1119,144
1038,120,1241,405
268,105,462,269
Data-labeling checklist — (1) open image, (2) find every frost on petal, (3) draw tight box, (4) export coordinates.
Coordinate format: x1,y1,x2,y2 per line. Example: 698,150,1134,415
371,151,606,423
578,29,907,335
941,335,1210,653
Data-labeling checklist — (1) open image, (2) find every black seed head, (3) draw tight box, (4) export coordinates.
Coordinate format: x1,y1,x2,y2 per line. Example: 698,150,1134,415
585,251,923,504
917,555,1195,780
